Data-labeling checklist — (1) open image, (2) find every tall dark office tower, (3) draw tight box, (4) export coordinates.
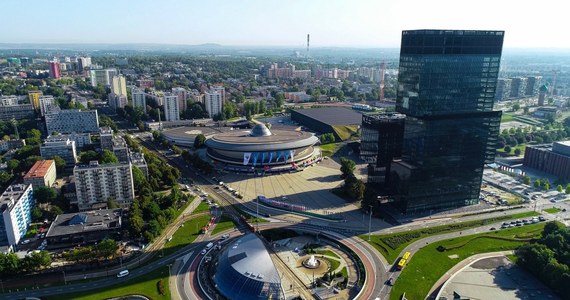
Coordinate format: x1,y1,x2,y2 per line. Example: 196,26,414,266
390,30,503,213
360,113,406,186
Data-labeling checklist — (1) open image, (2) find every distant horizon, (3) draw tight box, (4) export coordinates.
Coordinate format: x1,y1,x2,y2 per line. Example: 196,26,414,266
1,42,570,51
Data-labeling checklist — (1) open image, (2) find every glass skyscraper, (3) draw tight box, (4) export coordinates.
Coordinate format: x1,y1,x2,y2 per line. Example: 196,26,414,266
390,30,504,213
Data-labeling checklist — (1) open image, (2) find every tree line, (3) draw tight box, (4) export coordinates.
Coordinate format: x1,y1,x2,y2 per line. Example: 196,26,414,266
516,222,570,297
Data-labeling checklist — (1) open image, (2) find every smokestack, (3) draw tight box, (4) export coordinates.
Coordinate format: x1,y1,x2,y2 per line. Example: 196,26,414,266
307,34,310,58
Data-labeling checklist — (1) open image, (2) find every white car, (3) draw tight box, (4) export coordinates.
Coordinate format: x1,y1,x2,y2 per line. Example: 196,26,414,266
117,270,129,278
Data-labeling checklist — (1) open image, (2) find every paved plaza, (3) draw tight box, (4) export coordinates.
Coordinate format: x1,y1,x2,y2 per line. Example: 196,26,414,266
439,256,559,300
215,159,390,232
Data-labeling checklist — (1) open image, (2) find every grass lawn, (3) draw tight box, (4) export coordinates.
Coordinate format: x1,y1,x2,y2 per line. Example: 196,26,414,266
162,214,211,257
193,201,210,213
501,113,514,122
315,249,340,259
496,144,527,156
363,211,540,263
211,215,239,235
171,197,193,220
544,207,562,213
50,266,171,300
319,143,341,157
390,223,546,300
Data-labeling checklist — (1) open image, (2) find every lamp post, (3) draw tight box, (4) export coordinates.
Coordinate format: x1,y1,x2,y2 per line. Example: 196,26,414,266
368,205,373,241
168,264,172,278
63,270,67,285
256,196,259,232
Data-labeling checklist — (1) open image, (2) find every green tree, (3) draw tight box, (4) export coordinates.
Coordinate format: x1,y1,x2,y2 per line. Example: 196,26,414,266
106,197,119,209
6,159,19,173
514,148,522,156
566,184,570,194
100,150,119,164
544,182,550,190
340,157,356,179
0,171,11,187
513,103,521,111
34,186,57,204
25,129,41,145
95,239,118,260
557,185,564,193
79,150,99,164
523,176,531,185
504,145,512,153
31,207,43,222
52,155,66,173
535,179,542,188
194,134,206,149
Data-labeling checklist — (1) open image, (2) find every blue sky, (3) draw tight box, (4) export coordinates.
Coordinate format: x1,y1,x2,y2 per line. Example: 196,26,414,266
2,0,567,48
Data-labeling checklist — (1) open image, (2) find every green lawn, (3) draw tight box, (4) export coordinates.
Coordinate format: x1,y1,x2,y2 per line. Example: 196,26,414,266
363,211,540,263
50,266,171,300
390,223,546,300
501,113,514,122
544,207,562,213
211,215,238,235
496,144,527,156
319,143,341,157
193,201,210,213
315,249,340,259
162,214,211,257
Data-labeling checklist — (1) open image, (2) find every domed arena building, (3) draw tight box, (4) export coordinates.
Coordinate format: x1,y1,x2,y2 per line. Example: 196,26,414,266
214,233,284,300
205,123,320,172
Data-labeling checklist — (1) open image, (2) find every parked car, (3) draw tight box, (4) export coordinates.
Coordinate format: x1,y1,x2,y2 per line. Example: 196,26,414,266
117,270,129,278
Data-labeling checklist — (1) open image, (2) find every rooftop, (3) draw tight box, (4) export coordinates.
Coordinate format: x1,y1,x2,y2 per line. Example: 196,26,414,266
292,107,363,126
46,208,122,237
23,160,55,179
0,184,32,213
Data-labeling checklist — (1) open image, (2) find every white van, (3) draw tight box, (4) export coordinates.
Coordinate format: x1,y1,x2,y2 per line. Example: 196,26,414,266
205,242,214,250
117,270,129,278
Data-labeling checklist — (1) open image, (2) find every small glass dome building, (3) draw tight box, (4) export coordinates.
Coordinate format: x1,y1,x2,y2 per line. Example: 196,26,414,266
214,233,284,300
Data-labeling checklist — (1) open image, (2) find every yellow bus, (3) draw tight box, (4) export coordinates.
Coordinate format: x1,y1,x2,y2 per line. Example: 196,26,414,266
397,252,412,270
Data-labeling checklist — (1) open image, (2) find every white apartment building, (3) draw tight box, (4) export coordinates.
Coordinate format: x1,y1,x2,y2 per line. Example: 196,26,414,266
40,136,78,166
45,109,99,134
111,75,127,96
204,90,223,118
73,161,135,211
163,93,180,121
131,88,146,110
0,96,18,106
171,87,188,113
39,95,58,116
0,184,35,247
90,68,117,87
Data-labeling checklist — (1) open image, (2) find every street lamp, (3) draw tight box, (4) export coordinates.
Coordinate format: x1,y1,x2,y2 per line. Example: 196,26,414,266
368,205,373,241
256,196,259,232
63,270,67,285
168,264,172,278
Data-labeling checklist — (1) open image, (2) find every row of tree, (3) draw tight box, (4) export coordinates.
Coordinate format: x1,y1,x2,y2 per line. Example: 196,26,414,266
62,239,119,263
0,251,51,276
340,158,365,201
516,222,570,297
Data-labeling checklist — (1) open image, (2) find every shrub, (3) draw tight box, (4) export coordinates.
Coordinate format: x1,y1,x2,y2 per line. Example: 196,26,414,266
157,279,165,295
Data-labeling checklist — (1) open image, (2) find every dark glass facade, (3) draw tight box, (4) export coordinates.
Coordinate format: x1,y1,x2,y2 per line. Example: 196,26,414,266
390,29,504,213
360,113,405,185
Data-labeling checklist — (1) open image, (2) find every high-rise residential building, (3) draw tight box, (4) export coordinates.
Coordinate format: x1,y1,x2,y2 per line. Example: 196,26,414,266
73,161,135,211
23,160,56,188
39,95,58,116
100,126,114,150
0,184,35,247
526,76,543,96
211,85,226,102
45,109,99,134
77,56,92,70
360,113,406,185
53,133,91,149
0,96,18,107
390,29,504,213
204,90,223,118
172,87,188,113
131,88,146,110
112,137,129,162
163,93,180,121
48,61,61,79
509,77,528,98
108,94,128,110
111,75,127,96
90,68,117,87
538,84,548,106
495,78,512,101
28,90,42,111
40,136,78,166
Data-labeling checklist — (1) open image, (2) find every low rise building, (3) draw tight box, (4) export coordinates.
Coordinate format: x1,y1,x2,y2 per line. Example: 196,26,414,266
45,209,122,247
45,109,99,134
524,141,570,180
130,151,148,178
0,103,34,121
40,136,78,166
0,184,35,247
99,126,114,150
112,137,129,162
0,139,25,153
23,160,56,188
